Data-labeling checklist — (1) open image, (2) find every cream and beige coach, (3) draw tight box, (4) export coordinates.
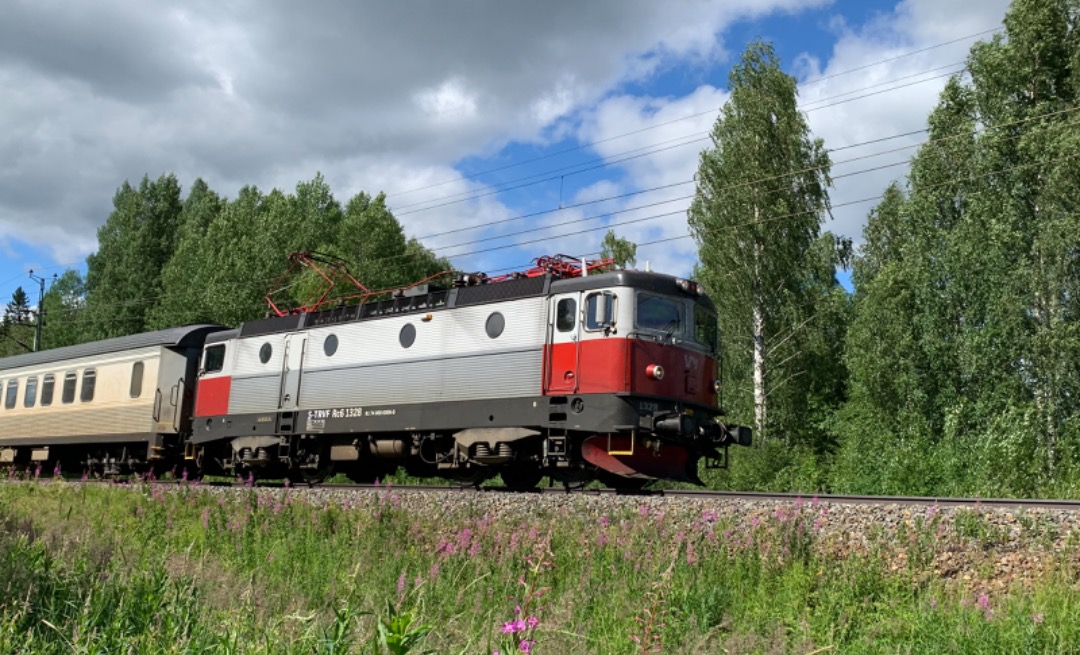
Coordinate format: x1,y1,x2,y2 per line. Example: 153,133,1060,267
0,325,222,475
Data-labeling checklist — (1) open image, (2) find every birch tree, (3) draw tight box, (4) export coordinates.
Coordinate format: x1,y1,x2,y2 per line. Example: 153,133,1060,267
689,41,833,443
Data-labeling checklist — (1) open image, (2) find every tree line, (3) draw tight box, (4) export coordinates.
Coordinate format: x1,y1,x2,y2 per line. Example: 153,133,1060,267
694,0,1080,497
0,176,451,356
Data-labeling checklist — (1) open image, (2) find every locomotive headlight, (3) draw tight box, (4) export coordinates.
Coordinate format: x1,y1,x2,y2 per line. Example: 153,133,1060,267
711,379,722,394
676,278,704,295
646,364,665,380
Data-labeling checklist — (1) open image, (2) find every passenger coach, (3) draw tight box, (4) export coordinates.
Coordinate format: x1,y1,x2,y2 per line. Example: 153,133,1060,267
0,326,220,476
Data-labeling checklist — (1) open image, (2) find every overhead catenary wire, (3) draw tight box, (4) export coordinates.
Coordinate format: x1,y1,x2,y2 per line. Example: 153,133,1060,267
24,103,1080,319
1,27,1011,312
383,27,1003,200
393,65,970,217
32,141,1079,327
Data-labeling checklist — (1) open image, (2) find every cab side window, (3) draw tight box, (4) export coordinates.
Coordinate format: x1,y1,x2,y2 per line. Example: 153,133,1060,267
203,345,226,373
585,292,616,331
556,299,576,332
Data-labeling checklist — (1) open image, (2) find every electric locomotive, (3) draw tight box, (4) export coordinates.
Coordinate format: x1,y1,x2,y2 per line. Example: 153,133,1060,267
190,255,751,487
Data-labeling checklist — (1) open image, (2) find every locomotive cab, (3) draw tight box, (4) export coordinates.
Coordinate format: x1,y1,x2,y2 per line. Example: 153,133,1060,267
543,270,750,484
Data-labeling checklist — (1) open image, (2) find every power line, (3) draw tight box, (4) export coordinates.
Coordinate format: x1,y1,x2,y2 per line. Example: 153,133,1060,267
382,27,1002,201
394,64,970,218
35,138,1079,326
19,102,1080,326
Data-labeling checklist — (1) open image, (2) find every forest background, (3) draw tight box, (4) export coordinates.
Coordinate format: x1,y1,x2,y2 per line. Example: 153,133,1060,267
3,0,1078,499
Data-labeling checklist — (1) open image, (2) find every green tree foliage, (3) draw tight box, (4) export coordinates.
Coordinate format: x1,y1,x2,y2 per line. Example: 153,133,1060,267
84,174,184,339
689,40,840,451
599,229,637,268
148,175,443,329
39,270,88,350
149,179,226,328
3,287,31,325
0,287,34,356
334,192,449,292
835,0,1080,496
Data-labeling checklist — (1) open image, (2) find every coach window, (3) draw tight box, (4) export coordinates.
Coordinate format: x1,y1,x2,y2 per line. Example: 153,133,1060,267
41,375,55,406
556,298,576,332
259,343,272,364
203,345,226,374
4,380,16,410
324,334,339,357
585,292,616,331
24,376,38,408
62,371,77,404
130,361,145,398
81,369,96,403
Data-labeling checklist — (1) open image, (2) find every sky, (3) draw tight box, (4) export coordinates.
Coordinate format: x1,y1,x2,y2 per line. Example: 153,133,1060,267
0,0,1012,311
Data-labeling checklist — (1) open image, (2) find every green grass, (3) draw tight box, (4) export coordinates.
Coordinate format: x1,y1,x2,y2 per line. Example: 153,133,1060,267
1,482,1078,654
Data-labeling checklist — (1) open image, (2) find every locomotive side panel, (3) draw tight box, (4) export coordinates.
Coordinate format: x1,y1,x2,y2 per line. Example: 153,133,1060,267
301,297,547,408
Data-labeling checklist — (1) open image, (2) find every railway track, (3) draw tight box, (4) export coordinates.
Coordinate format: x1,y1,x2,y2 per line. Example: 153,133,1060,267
11,477,1080,511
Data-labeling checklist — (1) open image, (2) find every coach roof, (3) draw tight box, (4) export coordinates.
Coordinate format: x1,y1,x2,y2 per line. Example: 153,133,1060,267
0,325,225,372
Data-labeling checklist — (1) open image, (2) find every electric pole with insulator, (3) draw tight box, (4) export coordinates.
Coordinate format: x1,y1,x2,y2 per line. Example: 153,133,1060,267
28,270,54,352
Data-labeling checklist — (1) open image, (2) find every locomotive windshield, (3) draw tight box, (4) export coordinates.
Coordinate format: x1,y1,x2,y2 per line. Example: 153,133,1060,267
636,293,684,333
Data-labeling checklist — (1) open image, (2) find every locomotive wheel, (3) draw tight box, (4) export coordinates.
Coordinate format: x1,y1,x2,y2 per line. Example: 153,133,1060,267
287,463,333,486
500,466,544,491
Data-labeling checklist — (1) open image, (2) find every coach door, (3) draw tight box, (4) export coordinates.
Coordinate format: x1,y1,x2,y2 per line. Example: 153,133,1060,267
546,293,581,393
279,334,307,410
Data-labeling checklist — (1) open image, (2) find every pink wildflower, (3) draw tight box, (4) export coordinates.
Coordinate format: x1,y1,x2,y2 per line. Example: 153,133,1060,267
1032,613,1045,624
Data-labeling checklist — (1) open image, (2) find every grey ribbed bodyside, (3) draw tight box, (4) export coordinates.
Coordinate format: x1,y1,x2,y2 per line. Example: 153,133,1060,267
300,348,541,408
227,375,281,415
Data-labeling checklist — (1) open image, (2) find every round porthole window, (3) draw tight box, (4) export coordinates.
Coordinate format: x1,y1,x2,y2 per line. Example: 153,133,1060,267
259,343,273,364
324,334,339,357
399,323,416,349
485,312,505,339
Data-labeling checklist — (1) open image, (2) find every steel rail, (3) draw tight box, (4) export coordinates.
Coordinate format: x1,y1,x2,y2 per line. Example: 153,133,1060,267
11,478,1080,511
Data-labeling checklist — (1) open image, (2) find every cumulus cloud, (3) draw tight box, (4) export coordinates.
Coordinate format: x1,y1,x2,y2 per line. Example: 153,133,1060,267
568,0,1011,276
0,0,1015,292
0,0,830,273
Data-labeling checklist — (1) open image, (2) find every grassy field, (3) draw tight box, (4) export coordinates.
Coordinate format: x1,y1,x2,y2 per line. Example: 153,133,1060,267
1,481,1078,654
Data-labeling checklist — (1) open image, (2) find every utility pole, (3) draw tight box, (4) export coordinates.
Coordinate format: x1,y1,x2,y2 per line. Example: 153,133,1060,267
28,270,53,352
